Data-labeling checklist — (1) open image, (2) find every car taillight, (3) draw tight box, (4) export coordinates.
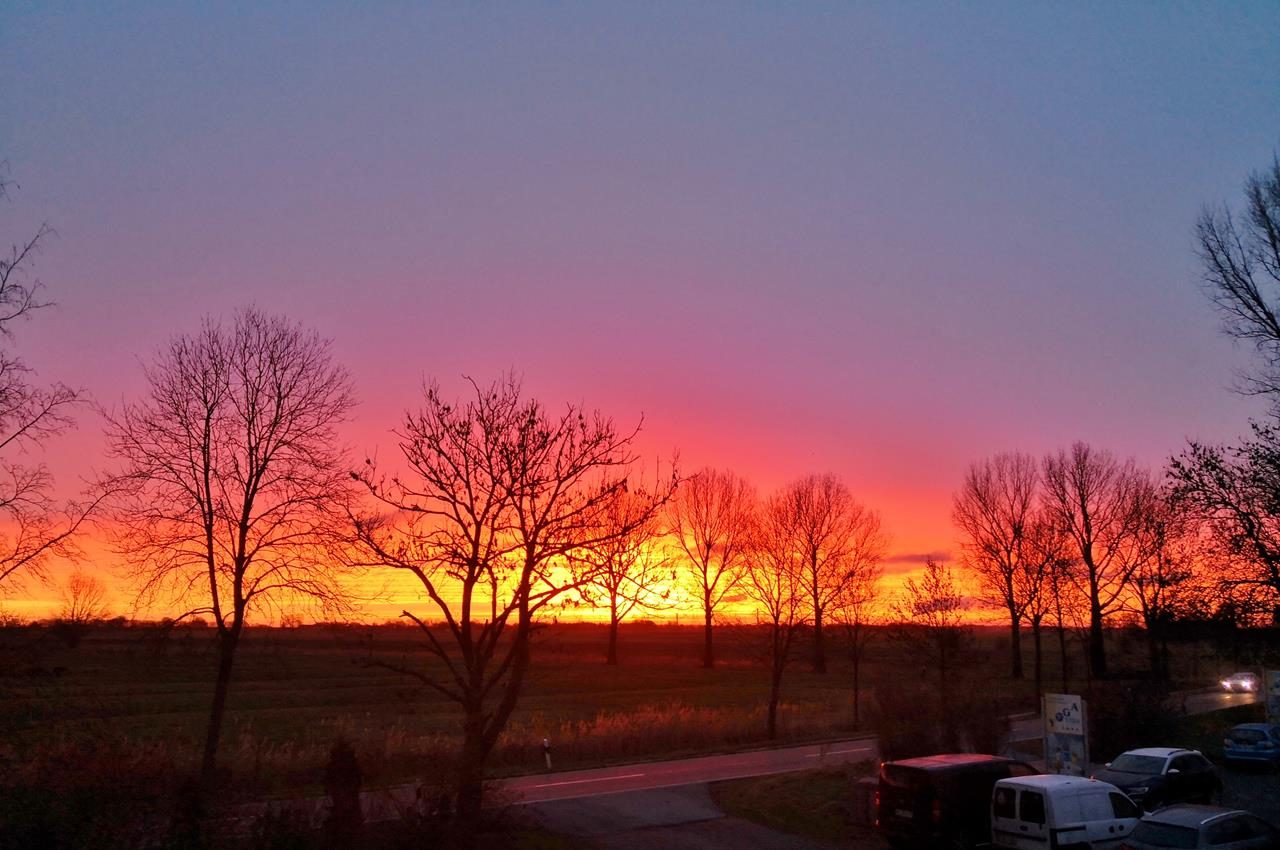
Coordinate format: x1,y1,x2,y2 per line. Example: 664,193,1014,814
932,799,942,823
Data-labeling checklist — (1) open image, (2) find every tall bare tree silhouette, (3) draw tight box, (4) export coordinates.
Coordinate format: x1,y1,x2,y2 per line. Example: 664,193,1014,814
668,468,754,668
104,308,355,787
349,375,672,843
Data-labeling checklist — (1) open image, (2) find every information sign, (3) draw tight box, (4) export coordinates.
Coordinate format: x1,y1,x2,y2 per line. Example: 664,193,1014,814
1043,693,1088,776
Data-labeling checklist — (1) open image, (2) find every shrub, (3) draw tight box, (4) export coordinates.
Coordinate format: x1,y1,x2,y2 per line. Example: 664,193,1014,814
0,732,182,849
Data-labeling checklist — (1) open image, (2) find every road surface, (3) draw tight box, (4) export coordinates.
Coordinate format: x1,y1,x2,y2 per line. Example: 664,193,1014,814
497,737,879,804
1006,688,1258,743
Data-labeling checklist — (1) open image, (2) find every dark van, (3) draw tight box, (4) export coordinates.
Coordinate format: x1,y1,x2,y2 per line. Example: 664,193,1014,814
878,753,1039,849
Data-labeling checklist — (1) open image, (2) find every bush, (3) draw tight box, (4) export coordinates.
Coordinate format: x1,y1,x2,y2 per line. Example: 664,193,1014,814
1088,683,1181,762
874,683,1010,760
321,737,363,849
0,733,183,849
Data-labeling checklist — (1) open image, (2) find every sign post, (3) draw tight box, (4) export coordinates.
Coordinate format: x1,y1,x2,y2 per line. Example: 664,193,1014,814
1043,693,1088,776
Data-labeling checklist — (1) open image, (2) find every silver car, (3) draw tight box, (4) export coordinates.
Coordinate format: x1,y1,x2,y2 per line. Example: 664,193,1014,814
1121,804,1279,849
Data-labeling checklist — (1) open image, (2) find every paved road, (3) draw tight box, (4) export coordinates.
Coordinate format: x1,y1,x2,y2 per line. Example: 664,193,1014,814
1007,689,1258,743
498,738,878,804
526,784,840,850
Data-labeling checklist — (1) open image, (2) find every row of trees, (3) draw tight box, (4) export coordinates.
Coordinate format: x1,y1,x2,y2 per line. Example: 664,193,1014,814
951,152,1280,690
954,445,1200,692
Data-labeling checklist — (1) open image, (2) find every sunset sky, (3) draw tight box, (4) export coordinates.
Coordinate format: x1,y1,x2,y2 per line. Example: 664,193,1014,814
3,3,1279,619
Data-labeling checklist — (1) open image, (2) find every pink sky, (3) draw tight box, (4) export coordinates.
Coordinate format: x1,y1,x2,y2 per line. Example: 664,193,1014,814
3,3,1277,618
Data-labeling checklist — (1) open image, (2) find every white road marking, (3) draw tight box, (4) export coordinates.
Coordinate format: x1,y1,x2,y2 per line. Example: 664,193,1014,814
805,747,873,757
532,772,646,789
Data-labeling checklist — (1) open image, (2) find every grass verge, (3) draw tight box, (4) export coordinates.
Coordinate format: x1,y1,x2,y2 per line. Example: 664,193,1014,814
709,762,874,845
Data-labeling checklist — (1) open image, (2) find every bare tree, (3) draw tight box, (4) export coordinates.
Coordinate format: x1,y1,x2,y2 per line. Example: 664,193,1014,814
578,487,674,665
103,308,355,786
1124,487,1200,678
1170,427,1280,624
668,468,755,668
0,167,93,590
58,569,109,624
349,376,672,836
743,488,808,740
1042,443,1152,678
892,559,969,700
953,452,1040,680
779,473,885,673
1022,513,1071,697
829,557,883,728
1196,153,1280,402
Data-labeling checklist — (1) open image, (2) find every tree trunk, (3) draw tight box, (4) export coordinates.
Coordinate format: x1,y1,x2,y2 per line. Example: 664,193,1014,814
701,602,714,669
1089,597,1107,678
1147,624,1162,680
1058,623,1069,694
606,606,619,666
453,720,487,850
851,642,862,728
1031,617,1043,700
767,641,784,740
1009,613,1024,679
201,630,239,787
812,607,826,673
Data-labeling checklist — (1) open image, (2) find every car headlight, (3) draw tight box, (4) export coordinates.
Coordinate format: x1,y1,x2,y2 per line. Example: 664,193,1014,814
1129,786,1149,796
1244,682,1255,691
1222,680,1232,688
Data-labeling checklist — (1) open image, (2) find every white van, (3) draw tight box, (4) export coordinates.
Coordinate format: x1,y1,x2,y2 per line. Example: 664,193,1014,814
991,775,1141,850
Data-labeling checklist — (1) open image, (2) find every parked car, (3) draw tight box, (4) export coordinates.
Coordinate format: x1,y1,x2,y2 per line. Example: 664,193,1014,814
877,753,1038,849
1223,723,1280,768
1091,748,1220,811
991,774,1141,850
1221,672,1261,693
1120,804,1280,849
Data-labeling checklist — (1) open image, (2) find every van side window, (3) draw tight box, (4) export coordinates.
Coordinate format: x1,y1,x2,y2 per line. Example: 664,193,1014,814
1020,790,1046,825
993,787,1016,819
1080,793,1112,822
1109,793,1139,819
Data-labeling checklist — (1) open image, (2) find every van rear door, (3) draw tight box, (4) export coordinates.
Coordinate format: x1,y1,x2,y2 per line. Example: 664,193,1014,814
878,764,930,835
990,782,1048,849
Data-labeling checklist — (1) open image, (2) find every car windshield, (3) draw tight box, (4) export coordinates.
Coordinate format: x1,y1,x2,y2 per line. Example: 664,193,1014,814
1230,728,1266,744
1109,755,1165,774
1129,821,1199,848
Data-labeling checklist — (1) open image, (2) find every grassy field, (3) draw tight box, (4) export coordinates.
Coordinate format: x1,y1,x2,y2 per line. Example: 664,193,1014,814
0,617,1267,801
